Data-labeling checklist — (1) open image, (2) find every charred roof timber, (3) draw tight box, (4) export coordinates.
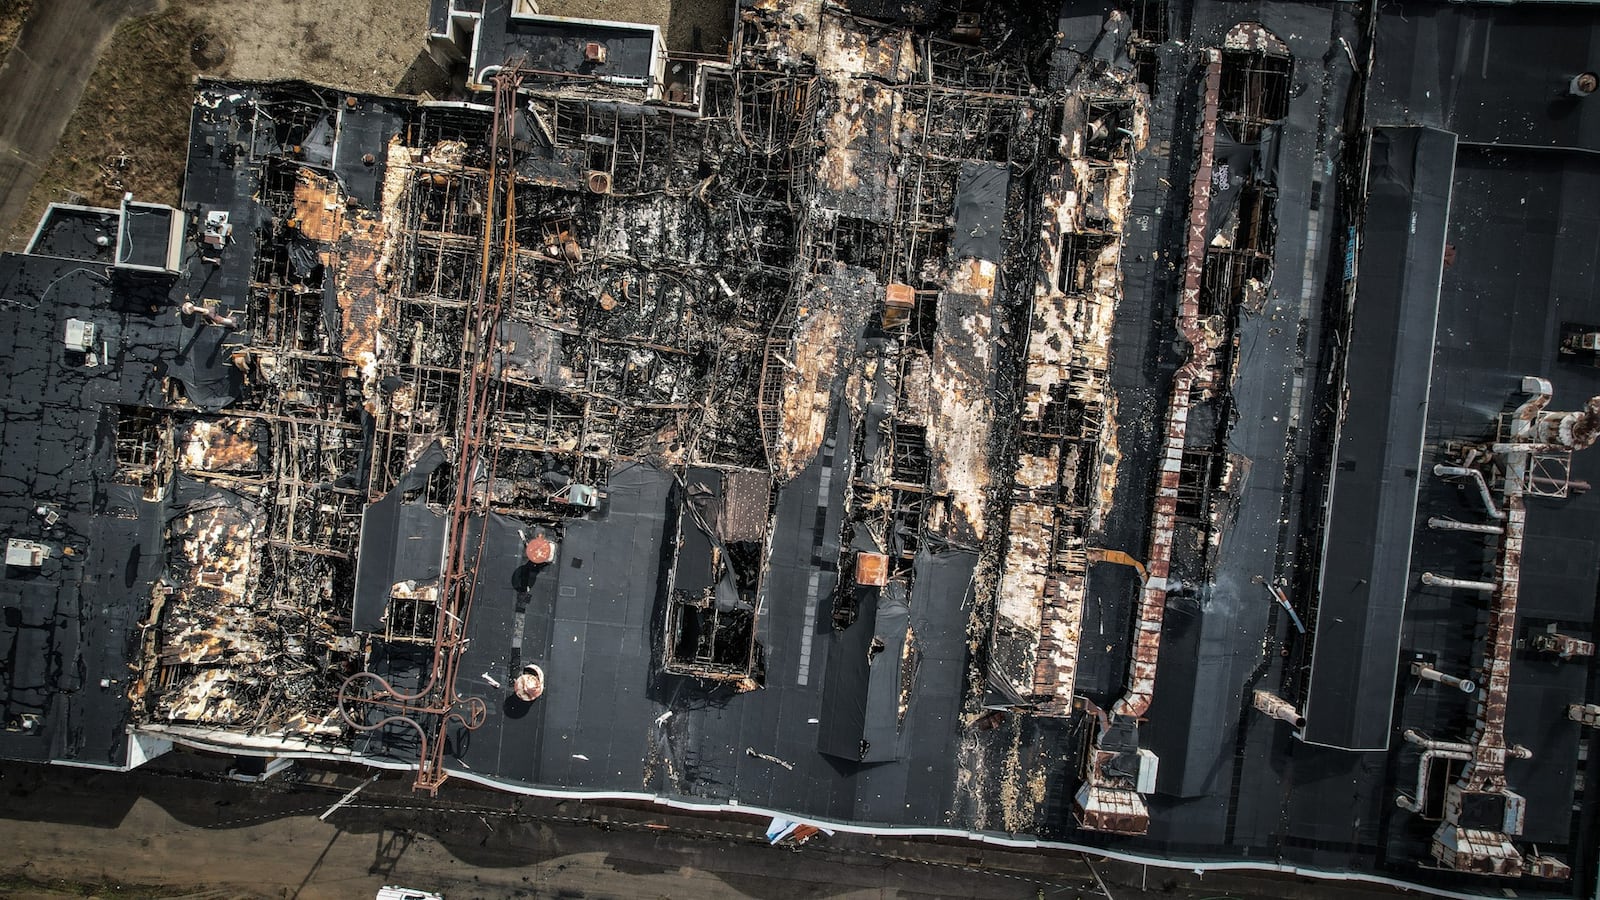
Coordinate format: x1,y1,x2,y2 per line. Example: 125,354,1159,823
2,0,1600,896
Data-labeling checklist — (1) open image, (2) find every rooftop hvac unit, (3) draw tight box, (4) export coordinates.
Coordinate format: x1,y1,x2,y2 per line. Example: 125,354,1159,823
202,210,233,248
64,318,96,353
5,539,48,568
553,483,599,508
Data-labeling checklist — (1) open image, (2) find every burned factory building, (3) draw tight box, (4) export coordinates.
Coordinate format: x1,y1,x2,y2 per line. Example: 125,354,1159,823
3,0,1600,896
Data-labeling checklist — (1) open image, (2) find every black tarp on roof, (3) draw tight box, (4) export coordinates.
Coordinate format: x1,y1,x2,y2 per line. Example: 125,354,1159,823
1303,126,1456,752
952,161,1008,263
352,487,447,635
28,205,117,263
817,581,911,763
0,247,177,767
118,205,173,270
334,100,405,210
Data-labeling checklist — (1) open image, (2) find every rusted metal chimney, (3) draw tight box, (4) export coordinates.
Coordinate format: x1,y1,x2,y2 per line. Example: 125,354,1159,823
513,664,545,702
524,534,555,565
1531,631,1595,659
1570,71,1598,98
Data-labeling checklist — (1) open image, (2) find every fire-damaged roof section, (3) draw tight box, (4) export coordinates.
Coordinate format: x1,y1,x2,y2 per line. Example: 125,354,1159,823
817,580,913,763
353,489,447,636
4,0,1600,894
1303,126,1455,751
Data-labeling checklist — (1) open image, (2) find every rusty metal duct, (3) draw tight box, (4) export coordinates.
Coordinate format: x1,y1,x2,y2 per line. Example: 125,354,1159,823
1076,48,1227,838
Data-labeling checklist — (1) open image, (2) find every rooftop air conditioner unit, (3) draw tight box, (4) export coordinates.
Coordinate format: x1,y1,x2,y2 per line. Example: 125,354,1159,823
202,210,233,248
64,318,96,353
5,539,49,568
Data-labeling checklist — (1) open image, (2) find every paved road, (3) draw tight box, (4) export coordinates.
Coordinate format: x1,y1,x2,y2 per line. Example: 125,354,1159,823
0,758,1418,900
0,0,155,241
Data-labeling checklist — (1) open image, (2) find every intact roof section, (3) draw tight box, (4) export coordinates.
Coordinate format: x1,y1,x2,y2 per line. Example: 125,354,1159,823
25,204,118,263
0,252,172,769
472,0,660,87
1367,1,1600,152
1395,143,1600,860
1303,126,1456,751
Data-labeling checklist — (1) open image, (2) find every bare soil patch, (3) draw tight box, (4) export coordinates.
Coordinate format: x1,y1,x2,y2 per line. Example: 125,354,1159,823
0,0,32,60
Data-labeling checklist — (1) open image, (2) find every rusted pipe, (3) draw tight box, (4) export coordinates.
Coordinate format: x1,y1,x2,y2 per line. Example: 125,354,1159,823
1531,631,1595,658
1568,703,1600,727
1433,465,1504,520
1427,517,1503,535
180,301,237,329
1421,572,1498,593
1411,662,1477,693
1404,729,1471,754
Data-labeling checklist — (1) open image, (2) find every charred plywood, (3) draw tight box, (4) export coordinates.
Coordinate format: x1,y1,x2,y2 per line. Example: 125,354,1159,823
290,139,419,403
775,263,877,479
739,0,826,67
816,79,902,223
927,261,999,542
176,418,269,475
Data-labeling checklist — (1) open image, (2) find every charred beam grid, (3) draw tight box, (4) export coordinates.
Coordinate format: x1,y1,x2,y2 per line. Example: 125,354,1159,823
336,74,536,794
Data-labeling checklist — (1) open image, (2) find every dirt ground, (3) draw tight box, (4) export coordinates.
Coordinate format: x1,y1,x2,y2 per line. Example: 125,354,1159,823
0,0,31,58
0,0,157,247
185,0,430,91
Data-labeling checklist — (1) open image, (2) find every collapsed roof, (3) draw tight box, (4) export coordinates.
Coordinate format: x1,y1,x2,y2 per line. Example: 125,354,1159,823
1,0,1599,896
